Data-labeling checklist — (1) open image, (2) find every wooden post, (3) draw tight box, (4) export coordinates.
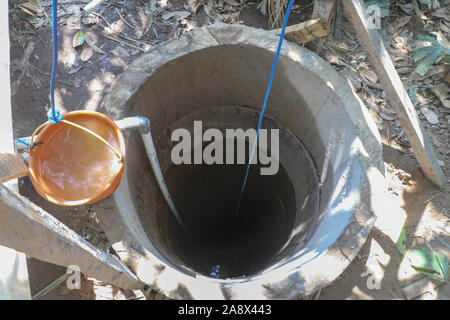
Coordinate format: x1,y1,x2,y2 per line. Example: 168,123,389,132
0,153,28,183
0,0,31,300
341,0,444,188
312,0,336,26
311,0,336,53
0,183,144,290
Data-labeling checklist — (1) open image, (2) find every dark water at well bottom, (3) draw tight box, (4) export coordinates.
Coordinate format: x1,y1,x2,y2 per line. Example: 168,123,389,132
165,162,297,279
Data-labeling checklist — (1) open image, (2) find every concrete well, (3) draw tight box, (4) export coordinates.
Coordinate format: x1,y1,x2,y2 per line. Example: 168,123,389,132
94,24,386,299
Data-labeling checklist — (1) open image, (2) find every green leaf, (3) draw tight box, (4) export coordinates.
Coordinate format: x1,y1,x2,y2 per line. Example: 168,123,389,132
72,30,85,48
414,45,444,76
417,35,440,46
408,87,417,102
412,267,446,282
435,250,449,281
396,227,407,255
364,0,390,17
408,246,441,274
418,0,433,9
441,54,450,63
380,8,390,17
411,46,437,61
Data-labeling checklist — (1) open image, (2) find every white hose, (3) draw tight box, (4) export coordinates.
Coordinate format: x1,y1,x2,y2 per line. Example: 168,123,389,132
140,131,188,234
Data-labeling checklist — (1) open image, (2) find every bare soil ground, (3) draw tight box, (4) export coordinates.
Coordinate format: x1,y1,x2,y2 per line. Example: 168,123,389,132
8,0,449,299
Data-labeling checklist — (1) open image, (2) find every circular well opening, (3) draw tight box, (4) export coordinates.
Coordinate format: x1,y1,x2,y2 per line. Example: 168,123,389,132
121,45,327,280
166,141,297,279
127,104,320,280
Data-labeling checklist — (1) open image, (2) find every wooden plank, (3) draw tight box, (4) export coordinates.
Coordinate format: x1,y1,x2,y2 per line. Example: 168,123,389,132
341,0,444,188
0,182,145,290
0,0,32,300
273,18,329,44
0,153,28,183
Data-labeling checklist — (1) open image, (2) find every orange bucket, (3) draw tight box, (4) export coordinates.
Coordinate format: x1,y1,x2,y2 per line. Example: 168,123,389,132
28,111,126,206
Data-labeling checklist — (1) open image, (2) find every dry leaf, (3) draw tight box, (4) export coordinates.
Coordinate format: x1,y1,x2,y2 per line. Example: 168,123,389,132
379,112,395,121
68,65,83,75
399,3,414,14
19,1,43,17
173,11,191,21
111,46,130,58
11,80,20,96
361,69,378,83
325,54,342,65
421,107,439,124
393,15,411,31
73,30,85,48
445,73,450,84
136,14,153,40
85,32,106,55
223,0,242,6
82,16,96,26
430,87,450,109
80,47,93,62
161,12,175,20
431,7,449,19
441,21,450,34
204,0,223,22
436,31,450,51
161,11,191,21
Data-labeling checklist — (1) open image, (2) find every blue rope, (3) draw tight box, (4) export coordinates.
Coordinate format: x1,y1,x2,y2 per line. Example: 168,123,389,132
235,0,295,217
14,137,30,147
49,0,62,124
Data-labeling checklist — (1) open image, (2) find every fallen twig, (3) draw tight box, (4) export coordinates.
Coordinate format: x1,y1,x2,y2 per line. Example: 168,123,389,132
101,33,146,52
84,32,107,55
92,12,112,29
83,0,107,14
115,7,134,30
423,190,445,204
96,20,151,46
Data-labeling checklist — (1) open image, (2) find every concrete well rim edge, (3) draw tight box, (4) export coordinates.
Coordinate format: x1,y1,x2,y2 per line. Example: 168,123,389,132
96,24,385,300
